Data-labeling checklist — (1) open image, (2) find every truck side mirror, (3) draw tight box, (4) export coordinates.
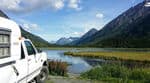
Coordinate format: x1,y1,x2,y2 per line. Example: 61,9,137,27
37,48,42,53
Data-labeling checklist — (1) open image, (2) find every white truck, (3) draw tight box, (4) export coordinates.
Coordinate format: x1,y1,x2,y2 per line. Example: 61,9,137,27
0,17,49,83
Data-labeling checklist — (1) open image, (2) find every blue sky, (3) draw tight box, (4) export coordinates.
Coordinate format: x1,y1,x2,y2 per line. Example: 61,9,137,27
0,0,143,42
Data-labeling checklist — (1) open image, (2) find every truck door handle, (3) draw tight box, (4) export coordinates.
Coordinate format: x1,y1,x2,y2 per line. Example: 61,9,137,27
12,65,19,76
28,59,31,61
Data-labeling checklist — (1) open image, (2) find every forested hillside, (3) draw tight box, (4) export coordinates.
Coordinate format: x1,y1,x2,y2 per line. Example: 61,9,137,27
76,2,150,48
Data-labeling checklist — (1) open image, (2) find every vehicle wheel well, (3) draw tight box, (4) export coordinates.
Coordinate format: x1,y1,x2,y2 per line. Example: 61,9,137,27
43,61,48,66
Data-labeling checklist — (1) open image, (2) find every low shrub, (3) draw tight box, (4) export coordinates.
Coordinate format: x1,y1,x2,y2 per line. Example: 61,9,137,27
48,60,68,76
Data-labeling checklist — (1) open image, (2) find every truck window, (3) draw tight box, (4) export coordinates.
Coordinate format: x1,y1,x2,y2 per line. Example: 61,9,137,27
24,41,36,55
0,29,10,58
21,44,25,59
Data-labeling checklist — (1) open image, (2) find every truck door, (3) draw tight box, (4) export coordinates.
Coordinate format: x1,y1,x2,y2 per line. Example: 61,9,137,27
24,41,39,81
14,44,28,83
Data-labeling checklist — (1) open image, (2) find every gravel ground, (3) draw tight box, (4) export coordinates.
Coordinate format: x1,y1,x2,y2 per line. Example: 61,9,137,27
45,75,103,83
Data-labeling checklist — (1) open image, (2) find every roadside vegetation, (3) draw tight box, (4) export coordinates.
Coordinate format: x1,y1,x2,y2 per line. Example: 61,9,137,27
48,60,68,76
80,64,150,83
64,51,150,62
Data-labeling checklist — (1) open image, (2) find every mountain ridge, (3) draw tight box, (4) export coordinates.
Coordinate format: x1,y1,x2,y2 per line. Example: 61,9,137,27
75,1,150,48
70,28,98,45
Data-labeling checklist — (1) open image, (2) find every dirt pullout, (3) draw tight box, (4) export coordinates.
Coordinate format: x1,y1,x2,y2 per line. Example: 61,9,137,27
46,75,103,83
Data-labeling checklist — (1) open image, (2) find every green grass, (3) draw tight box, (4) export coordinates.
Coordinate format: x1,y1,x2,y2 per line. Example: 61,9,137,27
64,51,150,62
80,64,150,83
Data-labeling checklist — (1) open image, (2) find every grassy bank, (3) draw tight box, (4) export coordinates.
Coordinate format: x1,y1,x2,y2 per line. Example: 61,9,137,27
48,60,68,76
81,64,150,83
64,51,150,62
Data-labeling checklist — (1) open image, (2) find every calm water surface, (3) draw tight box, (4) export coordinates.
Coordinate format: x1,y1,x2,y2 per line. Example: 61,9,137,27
43,49,93,74
42,48,150,74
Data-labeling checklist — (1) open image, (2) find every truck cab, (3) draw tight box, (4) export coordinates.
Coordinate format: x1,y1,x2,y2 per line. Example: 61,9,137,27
0,17,49,83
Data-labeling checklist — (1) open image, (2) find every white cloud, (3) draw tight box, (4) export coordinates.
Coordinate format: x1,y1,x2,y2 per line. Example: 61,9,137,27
72,31,82,36
48,0,65,10
0,0,21,12
30,23,38,29
18,19,40,31
22,23,39,31
68,0,82,11
0,0,82,13
96,13,104,19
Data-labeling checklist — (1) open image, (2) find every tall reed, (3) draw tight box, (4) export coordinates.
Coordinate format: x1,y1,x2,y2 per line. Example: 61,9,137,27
48,60,68,76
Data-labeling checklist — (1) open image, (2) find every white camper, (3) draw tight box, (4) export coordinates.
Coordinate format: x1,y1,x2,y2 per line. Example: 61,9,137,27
0,17,49,83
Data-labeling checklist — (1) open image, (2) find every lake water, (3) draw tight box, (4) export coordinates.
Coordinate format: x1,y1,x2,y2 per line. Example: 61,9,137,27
42,48,150,74
43,49,94,74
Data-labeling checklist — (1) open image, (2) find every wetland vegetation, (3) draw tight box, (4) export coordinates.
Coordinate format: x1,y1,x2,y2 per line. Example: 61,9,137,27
80,64,150,83
64,51,150,62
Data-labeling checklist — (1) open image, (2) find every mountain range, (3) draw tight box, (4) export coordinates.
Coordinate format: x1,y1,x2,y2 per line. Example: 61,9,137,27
0,10,52,47
55,28,98,45
56,37,79,45
73,1,150,48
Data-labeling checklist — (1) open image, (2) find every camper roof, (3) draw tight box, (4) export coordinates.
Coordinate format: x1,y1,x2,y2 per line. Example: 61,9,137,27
0,17,21,38
0,17,21,59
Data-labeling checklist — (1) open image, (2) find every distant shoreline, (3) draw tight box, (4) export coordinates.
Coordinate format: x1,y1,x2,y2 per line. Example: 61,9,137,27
40,47,150,51
64,51,150,67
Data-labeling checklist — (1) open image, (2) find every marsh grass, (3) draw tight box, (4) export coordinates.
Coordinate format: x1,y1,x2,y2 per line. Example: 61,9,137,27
48,60,68,76
64,51,150,62
81,64,150,83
